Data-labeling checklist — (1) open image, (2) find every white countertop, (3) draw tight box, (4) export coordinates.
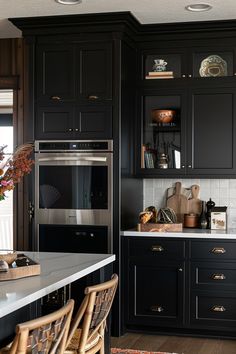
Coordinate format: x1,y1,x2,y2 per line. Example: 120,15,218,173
0,252,115,318
121,228,236,239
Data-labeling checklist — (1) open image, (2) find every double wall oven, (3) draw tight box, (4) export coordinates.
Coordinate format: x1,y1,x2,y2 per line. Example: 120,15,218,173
34,140,113,255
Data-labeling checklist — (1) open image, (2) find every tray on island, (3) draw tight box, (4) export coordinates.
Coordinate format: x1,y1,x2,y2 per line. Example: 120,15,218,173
137,223,183,232
0,254,40,281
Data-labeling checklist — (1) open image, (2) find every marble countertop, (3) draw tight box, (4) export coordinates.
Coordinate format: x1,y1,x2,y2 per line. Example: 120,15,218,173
0,252,115,318
121,228,236,239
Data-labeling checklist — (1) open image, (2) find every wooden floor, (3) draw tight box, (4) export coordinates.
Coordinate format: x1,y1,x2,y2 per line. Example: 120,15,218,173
111,332,236,354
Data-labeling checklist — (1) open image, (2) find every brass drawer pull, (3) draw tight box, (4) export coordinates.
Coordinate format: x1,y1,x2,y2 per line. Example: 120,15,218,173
151,245,164,252
150,305,164,313
50,95,61,100
88,95,99,100
211,305,226,312
211,247,226,254
212,273,226,280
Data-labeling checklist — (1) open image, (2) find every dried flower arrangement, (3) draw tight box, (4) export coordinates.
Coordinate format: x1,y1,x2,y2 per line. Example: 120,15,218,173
0,143,34,201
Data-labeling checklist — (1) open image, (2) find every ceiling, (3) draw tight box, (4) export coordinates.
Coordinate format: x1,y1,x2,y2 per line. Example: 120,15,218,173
1,0,236,38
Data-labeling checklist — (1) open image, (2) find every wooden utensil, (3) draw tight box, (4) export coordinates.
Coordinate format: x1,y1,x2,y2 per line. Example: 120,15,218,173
188,184,202,215
166,181,188,222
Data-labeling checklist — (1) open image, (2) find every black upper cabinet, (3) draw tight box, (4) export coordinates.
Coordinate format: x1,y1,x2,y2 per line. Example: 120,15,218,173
35,41,113,139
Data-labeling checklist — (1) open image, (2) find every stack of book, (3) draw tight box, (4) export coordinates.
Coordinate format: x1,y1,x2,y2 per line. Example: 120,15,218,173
145,71,174,79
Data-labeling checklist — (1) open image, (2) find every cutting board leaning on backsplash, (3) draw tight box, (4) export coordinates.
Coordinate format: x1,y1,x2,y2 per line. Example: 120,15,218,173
188,184,202,215
166,182,188,222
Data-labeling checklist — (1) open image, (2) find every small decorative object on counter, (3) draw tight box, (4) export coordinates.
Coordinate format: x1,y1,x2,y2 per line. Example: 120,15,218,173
199,201,208,229
157,207,177,223
184,213,199,228
211,206,227,230
206,198,215,229
139,211,153,224
145,206,158,223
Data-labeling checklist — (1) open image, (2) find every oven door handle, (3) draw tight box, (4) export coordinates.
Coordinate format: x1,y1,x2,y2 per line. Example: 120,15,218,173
37,156,107,162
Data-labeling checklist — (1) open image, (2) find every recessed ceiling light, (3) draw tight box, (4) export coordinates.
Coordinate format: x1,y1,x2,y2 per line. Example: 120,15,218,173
55,0,82,5
185,3,212,12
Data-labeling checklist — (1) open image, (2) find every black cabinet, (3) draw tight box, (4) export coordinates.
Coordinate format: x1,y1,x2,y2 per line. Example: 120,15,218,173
137,39,236,177
124,236,236,336
124,237,185,328
35,41,113,140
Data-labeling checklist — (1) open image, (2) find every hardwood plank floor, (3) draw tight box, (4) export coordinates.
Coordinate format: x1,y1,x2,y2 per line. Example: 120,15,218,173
111,333,236,354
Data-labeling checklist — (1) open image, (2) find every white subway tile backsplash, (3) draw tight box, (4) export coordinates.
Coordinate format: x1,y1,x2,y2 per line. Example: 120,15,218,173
143,178,236,228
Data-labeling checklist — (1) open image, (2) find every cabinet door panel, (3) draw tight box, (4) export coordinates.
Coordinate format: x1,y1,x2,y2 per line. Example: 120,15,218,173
74,106,112,139
36,44,76,101
79,42,112,101
35,105,74,139
127,259,184,327
188,88,236,175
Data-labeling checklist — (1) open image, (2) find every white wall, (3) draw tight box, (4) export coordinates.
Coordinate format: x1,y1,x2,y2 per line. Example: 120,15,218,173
143,178,236,229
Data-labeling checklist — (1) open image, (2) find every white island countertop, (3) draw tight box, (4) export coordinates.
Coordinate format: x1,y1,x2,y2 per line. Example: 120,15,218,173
0,252,115,319
121,228,236,239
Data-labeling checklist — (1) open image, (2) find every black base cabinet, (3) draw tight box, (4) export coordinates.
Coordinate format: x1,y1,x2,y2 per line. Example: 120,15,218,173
123,236,236,337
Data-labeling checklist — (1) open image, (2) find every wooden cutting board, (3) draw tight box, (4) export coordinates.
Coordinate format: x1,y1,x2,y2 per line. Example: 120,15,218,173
166,181,188,222
188,184,202,215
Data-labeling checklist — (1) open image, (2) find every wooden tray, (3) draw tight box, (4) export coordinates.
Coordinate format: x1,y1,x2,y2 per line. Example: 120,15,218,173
137,223,183,232
0,254,40,281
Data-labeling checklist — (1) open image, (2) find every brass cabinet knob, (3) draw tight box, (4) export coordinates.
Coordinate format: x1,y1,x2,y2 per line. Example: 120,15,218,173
151,245,164,252
179,268,183,272
75,128,79,132
211,247,226,254
150,305,164,312
182,74,186,78
211,273,226,280
88,95,99,100
188,74,192,78
181,165,185,169
68,128,73,132
211,305,226,312
50,95,61,100
188,165,192,168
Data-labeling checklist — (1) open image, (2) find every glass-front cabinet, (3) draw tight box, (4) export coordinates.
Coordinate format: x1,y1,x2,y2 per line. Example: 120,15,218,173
143,47,236,80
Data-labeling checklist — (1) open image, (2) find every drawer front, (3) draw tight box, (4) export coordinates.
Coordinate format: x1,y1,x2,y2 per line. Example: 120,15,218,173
191,262,236,290
190,240,236,261
191,292,236,328
128,238,185,259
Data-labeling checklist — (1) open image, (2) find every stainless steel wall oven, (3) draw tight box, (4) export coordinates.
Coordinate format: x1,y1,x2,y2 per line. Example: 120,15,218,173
34,140,113,253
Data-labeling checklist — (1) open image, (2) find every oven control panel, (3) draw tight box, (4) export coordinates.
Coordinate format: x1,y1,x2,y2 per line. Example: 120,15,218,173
35,140,113,152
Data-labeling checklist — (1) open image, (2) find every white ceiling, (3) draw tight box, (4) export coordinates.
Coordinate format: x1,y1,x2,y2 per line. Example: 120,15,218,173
1,0,236,38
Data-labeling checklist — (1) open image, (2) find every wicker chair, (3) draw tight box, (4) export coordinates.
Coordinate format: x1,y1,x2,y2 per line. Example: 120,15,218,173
0,299,74,354
65,274,118,354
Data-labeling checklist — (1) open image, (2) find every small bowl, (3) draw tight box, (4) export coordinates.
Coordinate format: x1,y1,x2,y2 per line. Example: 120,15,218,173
151,109,176,124
0,250,17,265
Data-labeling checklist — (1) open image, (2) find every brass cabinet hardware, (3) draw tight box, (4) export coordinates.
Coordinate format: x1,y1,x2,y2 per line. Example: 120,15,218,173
67,128,73,132
181,165,185,168
182,74,186,78
212,273,226,280
188,164,192,168
50,95,61,100
75,128,79,132
150,305,164,312
178,268,183,272
211,247,226,254
211,305,226,312
88,95,99,100
188,74,192,77
151,245,164,252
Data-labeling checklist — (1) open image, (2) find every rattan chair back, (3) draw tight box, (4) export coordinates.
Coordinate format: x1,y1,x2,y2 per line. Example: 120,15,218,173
7,299,74,354
66,274,118,354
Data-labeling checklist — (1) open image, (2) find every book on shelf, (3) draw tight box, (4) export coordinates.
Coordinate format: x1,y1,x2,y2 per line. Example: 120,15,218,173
144,150,155,169
148,71,174,76
145,75,174,79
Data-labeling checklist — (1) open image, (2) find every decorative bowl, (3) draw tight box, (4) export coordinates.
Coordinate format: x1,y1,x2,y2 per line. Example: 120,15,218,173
151,109,176,124
0,250,17,265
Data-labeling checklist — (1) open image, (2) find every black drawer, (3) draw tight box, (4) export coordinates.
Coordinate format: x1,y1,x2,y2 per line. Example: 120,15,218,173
191,261,236,290
128,238,185,259
190,240,236,261
191,292,236,328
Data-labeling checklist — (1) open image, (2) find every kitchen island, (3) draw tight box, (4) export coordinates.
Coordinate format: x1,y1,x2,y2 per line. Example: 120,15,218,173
0,252,115,344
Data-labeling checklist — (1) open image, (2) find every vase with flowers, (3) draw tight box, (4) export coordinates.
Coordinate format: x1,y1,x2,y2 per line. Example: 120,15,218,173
0,143,34,201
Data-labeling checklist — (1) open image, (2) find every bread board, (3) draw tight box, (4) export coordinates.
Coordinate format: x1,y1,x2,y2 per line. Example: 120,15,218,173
0,254,40,281
137,223,183,232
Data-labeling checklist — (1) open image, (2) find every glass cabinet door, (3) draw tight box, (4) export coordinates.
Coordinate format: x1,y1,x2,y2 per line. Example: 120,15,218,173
144,52,185,80
141,95,183,172
192,49,234,78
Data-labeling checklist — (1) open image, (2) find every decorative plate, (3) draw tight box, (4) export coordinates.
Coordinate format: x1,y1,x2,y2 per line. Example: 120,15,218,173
199,55,227,77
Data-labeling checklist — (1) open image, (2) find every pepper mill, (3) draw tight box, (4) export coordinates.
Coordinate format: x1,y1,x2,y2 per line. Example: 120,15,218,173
199,201,207,229
206,198,215,229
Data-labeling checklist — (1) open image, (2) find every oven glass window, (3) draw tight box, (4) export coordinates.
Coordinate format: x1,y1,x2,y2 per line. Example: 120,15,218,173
39,166,108,209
